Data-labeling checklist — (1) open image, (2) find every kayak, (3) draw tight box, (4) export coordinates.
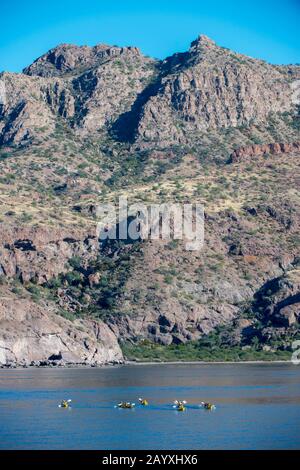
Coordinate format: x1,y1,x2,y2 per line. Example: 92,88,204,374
201,402,216,410
177,405,186,411
173,400,187,411
116,402,136,409
59,399,72,408
139,398,149,406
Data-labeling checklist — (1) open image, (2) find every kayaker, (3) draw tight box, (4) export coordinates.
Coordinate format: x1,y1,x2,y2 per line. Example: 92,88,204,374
138,398,149,406
177,403,186,411
201,402,215,410
117,402,135,409
174,400,187,411
60,399,71,408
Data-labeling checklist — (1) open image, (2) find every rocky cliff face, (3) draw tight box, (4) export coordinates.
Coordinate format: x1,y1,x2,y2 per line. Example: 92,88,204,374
0,43,157,145
230,141,300,162
135,35,300,146
0,35,299,364
0,225,98,284
0,292,123,367
0,225,123,366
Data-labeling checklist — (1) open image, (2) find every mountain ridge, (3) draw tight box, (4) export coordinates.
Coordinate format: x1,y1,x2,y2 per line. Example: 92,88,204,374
1,34,299,149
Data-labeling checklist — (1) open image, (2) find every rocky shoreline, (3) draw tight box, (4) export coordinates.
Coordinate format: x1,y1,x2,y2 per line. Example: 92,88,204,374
0,359,124,369
0,358,293,369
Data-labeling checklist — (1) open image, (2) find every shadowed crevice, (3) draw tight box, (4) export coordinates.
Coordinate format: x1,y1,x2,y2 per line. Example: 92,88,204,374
110,79,161,143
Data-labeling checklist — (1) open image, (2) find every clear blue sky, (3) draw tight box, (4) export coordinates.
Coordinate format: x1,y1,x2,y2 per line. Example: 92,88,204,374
1,0,299,72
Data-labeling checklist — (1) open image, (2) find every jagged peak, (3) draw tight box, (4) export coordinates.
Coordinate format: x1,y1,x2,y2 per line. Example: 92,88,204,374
190,34,217,50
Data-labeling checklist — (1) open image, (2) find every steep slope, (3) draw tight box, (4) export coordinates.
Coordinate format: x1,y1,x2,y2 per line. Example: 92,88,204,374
134,35,300,147
0,43,158,146
0,72,58,145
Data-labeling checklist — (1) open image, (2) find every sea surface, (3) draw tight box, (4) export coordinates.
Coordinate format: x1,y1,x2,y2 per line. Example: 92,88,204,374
0,363,299,450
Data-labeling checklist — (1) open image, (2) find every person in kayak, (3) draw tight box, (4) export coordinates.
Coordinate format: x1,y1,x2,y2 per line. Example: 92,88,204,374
201,402,216,410
60,399,71,408
174,400,187,411
117,402,135,409
138,398,149,406
177,403,186,411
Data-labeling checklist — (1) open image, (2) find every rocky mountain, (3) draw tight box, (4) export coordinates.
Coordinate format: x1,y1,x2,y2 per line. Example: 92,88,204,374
0,43,157,146
1,35,299,149
135,35,300,146
0,35,299,366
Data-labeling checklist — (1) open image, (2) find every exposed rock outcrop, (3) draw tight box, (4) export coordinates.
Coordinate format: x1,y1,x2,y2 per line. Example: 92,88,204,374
230,141,300,163
252,269,300,328
1,44,157,145
135,35,300,146
0,294,123,367
0,225,125,367
23,43,142,77
0,224,98,284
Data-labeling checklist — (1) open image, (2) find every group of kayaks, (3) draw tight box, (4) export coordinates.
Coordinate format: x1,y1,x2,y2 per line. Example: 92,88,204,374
173,400,216,411
59,397,216,411
116,398,149,409
114,399,216,411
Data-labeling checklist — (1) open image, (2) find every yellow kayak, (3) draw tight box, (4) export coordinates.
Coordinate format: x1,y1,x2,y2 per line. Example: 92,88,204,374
177,404,186,411
139,398,149,406
173,400,187,411
59,399,72,408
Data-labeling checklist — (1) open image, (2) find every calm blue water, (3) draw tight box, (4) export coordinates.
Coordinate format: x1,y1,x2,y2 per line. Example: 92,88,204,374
0,363,299,450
